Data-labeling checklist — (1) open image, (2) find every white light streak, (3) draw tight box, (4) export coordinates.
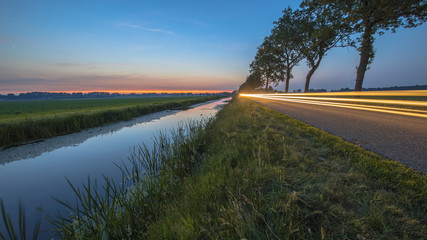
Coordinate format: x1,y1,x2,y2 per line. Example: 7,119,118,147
240,91,427,118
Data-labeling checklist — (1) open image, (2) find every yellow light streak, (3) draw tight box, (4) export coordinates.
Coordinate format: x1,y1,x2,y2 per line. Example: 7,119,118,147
240,92,427,118
259,95,427,106
261,90,427,97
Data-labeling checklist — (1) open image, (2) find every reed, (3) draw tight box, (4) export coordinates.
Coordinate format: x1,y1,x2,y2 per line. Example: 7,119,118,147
49,119,209,239
0,200,41,240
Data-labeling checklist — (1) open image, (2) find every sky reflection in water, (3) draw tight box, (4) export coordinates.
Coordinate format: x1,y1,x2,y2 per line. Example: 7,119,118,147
0,97,229,237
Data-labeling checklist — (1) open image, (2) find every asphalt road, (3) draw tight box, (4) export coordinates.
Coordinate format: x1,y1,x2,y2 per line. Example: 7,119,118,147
248,97,427,173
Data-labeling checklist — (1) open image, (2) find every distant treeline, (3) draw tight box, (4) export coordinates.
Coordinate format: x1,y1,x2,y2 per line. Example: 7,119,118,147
288,84,427,93
331,84,427,92
0,91,233,101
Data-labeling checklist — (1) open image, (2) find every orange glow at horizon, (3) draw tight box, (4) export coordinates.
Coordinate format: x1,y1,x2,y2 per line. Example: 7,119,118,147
4,89,234,95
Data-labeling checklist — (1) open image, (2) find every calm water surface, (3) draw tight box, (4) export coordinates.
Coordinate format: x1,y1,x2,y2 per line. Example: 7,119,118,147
0,97,229,238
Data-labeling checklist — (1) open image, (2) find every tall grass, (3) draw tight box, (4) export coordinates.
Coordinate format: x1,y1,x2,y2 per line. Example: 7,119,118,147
49,120,209,239
0,200,41,240
0,96,223,148
147,97,426,239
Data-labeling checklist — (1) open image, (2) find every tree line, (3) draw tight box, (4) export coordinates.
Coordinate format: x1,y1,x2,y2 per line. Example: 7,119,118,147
0,91,232,101
239,0,426,93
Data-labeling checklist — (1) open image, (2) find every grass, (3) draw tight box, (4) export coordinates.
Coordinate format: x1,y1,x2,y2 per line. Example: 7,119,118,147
49,120,209,239
0,200,41,240
1,96,425,239
0,96,224,148
0,97,207,121
145,97,426,239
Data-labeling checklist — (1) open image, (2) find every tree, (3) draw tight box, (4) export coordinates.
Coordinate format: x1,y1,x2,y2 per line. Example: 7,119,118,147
296,4,351,92
250,37,285,92
304,0,426,91
271,7,304,93
238,71,263,93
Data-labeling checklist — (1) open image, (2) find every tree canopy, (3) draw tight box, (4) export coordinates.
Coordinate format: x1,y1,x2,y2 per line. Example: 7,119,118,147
250,37,285,92
297,3,352,92
270,7,304,93
238,72,263,93
303,0,427,91
243,1,426,93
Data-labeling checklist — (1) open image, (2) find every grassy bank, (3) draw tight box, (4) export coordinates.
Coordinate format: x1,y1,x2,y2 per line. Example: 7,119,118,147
3,96,424,239
50,96,426,239
0,96,223,148
146,97,426,239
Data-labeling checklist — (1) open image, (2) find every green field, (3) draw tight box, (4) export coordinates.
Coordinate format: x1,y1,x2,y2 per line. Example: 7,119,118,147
0,97,209,122
0,96,223,148
40,96,425,239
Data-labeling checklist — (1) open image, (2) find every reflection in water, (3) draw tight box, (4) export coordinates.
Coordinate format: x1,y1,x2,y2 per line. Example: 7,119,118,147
0,110,176,165
0,97,229,238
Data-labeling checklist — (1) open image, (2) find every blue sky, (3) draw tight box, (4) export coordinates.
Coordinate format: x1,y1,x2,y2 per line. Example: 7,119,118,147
0,0,426,93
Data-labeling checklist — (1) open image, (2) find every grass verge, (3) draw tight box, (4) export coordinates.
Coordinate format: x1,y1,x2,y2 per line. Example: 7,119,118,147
146,96,426,239
2,96,425,239
0,96,224,148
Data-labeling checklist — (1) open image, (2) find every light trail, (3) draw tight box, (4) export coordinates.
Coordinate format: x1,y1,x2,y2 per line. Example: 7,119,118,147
240,92,427,118
259,95,427,107
268,90,427,97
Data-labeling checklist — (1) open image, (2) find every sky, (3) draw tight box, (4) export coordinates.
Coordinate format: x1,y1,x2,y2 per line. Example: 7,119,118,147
0,0,426,94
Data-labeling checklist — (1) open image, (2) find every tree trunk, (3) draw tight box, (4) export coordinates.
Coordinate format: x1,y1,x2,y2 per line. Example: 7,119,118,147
285,70,291,93
304,57,322,93
265,77,269,92
355,25,373,91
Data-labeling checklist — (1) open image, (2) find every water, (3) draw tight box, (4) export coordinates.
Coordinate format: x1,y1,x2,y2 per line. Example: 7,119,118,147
0,97,229,238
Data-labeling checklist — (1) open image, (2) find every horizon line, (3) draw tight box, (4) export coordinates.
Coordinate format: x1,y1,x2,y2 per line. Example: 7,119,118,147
1,89,235,95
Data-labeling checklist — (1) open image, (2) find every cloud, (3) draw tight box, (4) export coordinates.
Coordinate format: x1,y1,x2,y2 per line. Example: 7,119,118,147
116,22,175,35
116,22,141,29
52,62,98,67
169,17,204,26
0,78,54,86
50,62,139,70
0,73,240,93
207,42,252,51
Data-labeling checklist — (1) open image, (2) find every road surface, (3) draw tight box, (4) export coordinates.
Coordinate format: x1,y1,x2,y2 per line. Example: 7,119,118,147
246,97,427,173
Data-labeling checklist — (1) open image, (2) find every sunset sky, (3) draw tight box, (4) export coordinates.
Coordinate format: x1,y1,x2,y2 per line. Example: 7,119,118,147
1,0,426,94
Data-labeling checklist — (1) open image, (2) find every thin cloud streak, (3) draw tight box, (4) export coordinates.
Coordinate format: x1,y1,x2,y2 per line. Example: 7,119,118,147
207,42,252,51
0,74,239,93
52,62,98,67
116,22,175,35
169,17,205,26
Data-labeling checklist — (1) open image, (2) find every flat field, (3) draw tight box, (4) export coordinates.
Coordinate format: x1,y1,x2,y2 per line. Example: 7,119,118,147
0,97,205,122
0,96,222,148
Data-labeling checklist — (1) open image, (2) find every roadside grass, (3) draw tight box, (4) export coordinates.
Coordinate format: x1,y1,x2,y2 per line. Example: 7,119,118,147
148,97,426,239
0,96,223,148
2,96,425,239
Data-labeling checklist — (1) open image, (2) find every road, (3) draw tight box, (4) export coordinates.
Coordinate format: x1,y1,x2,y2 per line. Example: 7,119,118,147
246,97,427,173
